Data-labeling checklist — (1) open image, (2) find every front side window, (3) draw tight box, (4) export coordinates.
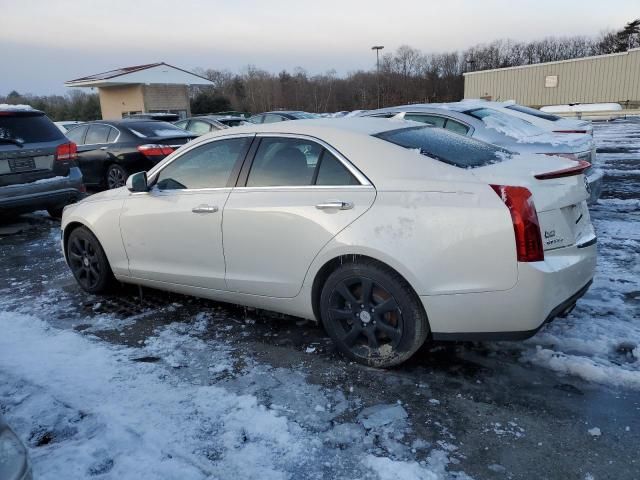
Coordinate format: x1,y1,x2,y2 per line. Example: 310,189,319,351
155,137,250,190
85,124,111,144
65,125,88,144
188,120,212,135
375,126,512,169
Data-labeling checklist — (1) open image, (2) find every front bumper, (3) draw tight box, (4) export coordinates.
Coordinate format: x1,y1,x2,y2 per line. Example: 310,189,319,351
0,167,85,214
422,241,597,340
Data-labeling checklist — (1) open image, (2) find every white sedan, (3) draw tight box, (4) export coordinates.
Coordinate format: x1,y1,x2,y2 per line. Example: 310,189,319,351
61,118,597,367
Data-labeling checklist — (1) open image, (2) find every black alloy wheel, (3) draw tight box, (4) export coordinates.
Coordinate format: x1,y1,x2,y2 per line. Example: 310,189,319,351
66,226,114,293
106,164,127,189
320,260,429,367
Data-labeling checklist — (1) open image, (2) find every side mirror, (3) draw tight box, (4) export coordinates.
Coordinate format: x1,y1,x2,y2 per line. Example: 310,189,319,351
126,171,148,192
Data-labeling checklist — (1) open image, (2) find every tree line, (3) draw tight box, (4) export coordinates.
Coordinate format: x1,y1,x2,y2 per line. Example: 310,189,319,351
2,19,638,120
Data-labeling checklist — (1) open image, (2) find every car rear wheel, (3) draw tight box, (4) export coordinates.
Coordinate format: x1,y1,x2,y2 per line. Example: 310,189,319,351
320,260,429,367
66,226,115,293
105,164,127,189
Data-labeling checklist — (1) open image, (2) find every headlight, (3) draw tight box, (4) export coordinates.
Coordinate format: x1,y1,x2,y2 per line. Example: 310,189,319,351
0,427,30,480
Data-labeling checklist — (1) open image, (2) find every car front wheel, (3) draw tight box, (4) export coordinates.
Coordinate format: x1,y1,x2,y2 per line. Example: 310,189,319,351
320,260,429,367
66,226,115,293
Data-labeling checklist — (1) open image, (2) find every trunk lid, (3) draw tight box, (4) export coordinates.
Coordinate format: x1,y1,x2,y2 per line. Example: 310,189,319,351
472,153,595,251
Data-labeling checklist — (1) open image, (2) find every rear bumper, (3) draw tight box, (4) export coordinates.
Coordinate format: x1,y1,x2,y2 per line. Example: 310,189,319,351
423,241,597,340
585,168,604,205
0,167,85,214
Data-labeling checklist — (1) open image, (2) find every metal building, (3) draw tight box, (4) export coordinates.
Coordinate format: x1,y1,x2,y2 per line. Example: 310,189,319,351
463,48,640,109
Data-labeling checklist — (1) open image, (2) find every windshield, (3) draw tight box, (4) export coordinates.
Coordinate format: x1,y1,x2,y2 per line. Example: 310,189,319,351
126,121,194,138
506,104,562,121
0,113,64,144
374,126,512,168
464,107,544,140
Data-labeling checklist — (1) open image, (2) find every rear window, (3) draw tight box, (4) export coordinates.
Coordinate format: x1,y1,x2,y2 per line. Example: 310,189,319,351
374,126,512,168
290,112,319,119
126,121,193,138
506,104,562,121
0,113,64,144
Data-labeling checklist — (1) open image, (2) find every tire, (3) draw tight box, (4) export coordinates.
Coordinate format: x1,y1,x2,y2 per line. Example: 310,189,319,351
47,206,64,219
66,226,115,294
105,164,128,189
319,259,429,368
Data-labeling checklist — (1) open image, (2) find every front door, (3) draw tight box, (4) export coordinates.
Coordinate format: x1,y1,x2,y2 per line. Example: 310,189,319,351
223,135,376,298
119,136,252,290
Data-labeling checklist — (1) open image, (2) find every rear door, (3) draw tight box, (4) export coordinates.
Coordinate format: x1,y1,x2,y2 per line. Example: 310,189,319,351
120,135,253,290
223,134,376,297
75,123,112,185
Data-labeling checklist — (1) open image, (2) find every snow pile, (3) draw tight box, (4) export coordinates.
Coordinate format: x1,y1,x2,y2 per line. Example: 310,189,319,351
0,103,35,111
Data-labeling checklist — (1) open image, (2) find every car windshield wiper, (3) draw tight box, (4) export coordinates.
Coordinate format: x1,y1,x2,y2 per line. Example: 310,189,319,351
0,138,24,147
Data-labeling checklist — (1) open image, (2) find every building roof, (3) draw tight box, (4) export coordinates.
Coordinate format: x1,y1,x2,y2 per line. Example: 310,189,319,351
463,47,640,76
65,62,214,87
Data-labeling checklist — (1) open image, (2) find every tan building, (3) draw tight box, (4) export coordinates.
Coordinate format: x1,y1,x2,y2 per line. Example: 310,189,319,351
463,48,640,109
65,62,214,120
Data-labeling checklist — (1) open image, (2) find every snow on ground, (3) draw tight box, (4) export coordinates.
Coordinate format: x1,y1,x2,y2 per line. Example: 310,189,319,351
518,118,640,389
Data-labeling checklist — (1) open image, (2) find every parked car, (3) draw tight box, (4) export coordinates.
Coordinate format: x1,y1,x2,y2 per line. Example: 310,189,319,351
174,116,229,136
61,118,596,367
209,116,252,127
0,414,32,480
462,99,593,135
124,112,181,122
249,111,319,123
55,120,84,133
362,104,603,204
64,120,197,190
0,105,85,218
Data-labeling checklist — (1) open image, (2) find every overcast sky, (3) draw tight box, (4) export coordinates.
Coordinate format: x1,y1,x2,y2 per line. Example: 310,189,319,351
1,0,637,95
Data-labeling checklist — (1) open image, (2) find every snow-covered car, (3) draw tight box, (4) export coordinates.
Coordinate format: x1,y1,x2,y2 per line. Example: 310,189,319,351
362,104,603,204
0,415,32,480
0,105,85,218
462,100,593,135
61,118,596,367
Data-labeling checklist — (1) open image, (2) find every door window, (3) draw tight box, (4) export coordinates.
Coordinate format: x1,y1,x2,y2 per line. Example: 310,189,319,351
444,119,470,135
246,138,322,187
107,127,119,142
85,124,111,144
155,137,251,190
404,114,446,128
65,125,88,144
315,151,359,186
174,120,189,129
188,120,212,135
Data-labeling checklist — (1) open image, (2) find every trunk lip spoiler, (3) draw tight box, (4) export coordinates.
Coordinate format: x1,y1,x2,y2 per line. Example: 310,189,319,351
534,160,591,180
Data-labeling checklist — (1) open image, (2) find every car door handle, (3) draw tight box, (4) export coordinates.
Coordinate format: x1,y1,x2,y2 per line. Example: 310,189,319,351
99,146,108,150
315,201,354,210
192,205,219,214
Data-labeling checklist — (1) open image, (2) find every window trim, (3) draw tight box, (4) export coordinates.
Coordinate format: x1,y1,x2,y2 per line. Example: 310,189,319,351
235,133,372,190
77,123,121,146
401,112,474,136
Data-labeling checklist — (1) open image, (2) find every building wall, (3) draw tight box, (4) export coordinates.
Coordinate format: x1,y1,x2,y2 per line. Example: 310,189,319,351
463,48,640,108
142,84,190,116
98,85,145,120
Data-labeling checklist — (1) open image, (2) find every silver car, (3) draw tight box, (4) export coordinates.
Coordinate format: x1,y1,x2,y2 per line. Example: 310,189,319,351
0,415,32,480
363,104,603,204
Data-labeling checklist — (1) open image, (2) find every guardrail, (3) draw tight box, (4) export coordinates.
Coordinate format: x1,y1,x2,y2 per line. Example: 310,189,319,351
554,109,640,121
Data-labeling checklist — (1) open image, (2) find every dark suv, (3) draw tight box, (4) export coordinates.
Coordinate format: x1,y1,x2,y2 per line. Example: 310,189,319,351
0,106,85,218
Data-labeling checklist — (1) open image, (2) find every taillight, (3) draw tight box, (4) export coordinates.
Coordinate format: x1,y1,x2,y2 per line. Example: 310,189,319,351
137,144,174,157
491,185,544,262
534,160,591,180
55,142,77,161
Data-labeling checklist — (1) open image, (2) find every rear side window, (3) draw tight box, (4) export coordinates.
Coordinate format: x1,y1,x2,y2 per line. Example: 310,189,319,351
247,138,320,186
107,127,119,143
262,114,286,124
156,137,250,190
316,151,358,186
444,119,469,135
188,120,212,135
374,126,512,168
405,114,446,128
0,113,64,143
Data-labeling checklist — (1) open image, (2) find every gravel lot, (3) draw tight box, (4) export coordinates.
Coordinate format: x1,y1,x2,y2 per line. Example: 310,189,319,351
1,118,638,480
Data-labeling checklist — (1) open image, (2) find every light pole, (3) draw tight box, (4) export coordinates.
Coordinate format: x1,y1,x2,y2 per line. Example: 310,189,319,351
371,45,384,109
